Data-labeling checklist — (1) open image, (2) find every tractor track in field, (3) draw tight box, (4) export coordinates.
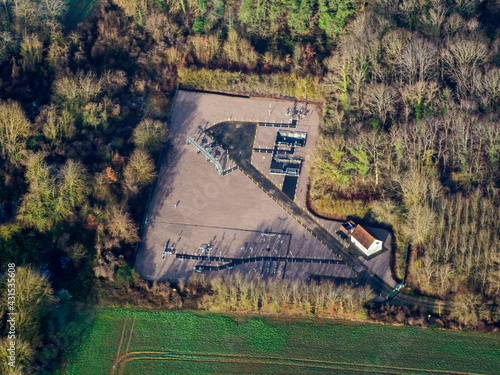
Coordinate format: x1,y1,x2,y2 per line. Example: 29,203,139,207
115,353,487,375
111,334,486,375
110,317,128,375
118,356,413,375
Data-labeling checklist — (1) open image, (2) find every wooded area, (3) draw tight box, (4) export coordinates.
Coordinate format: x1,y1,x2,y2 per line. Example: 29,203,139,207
0,0,499,373
311,0,500,307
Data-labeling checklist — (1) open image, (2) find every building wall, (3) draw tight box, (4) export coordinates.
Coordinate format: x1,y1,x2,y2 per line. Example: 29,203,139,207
351,237,369,255
367,240,383,256
351,237,382,257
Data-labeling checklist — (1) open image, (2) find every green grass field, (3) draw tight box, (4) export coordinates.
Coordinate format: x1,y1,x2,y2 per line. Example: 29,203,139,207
60,308,500,375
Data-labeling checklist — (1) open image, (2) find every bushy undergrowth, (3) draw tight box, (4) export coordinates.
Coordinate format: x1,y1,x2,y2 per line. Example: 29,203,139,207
178,68,322,101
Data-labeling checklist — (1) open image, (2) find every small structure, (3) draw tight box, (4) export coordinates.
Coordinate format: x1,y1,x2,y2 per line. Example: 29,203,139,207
162,240,176,258
187,136,224,175
275,130,307,147
340,221,356,235
341,221,383,256
199,243,213,254
269,156,302,176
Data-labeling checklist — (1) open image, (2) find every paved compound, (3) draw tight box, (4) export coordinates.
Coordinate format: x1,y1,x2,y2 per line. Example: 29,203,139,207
135,91,355,282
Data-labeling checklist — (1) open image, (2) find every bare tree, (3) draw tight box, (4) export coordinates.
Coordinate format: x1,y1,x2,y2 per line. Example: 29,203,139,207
18,152,57,231
0,338,33,374
189,34,221,65
399,81,440,122
0,31,13,66
105,206,139,244
398,0,422,29
132,118,168,155
442,38,489,77
395,38,439,85
371,199,403,228
12,0,40,34
419,3,447,38
444,13,466,37
404,203,436,249
486,259,500,297
475,68,500,109
453,0,485,17
58,159,89,211
382,29,411,62
357,129,388,185
53,71,102,108
381,29,411,79
40,0,67,19
123,149,157,194
8,266,55,348
223,30,258,69
62,242,88,267
450,291,489,326
101,69,128,95
397,166,441,207
0,100,32,165
114,0,149,21
40,105,74,145
364,84,397,125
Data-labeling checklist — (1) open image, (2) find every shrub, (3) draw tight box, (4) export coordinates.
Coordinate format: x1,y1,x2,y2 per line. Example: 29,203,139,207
132,118,168,155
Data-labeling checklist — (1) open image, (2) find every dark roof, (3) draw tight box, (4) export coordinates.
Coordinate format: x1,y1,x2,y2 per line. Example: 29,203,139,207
351,225,379,250
275,130,307,147
269,159,301,175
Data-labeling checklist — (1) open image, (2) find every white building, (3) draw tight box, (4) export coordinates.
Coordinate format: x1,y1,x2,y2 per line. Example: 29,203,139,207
341,221,383,257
